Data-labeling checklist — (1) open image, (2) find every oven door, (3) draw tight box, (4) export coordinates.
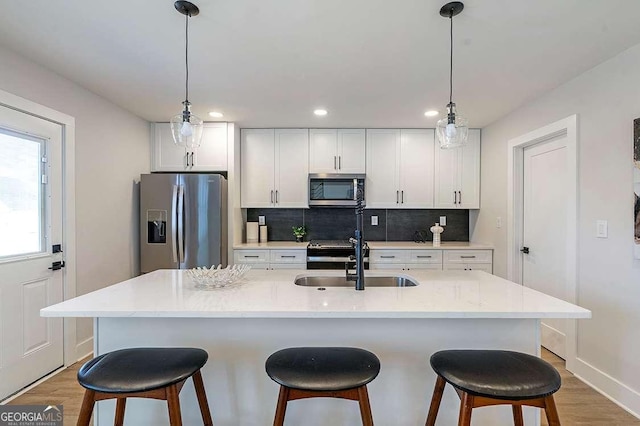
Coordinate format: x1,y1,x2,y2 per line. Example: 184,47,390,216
309,174,365,207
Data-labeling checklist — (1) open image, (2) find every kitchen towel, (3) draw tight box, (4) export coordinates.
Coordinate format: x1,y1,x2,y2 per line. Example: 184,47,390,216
246,222,259,243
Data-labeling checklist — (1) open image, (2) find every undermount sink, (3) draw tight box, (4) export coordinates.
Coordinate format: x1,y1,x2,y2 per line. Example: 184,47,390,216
294,275,419,288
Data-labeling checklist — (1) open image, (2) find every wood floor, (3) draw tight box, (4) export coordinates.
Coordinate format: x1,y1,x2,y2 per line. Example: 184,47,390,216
3,349,638,425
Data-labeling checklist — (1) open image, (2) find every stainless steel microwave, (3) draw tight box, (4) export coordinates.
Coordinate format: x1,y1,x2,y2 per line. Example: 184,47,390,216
308,174,365,207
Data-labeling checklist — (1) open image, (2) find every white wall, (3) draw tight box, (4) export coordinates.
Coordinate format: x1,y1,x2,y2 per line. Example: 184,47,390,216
0,45,150,356
473,43,640,415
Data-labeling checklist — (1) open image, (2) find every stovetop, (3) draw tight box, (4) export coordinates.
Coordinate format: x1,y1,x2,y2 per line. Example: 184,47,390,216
308,240,353,249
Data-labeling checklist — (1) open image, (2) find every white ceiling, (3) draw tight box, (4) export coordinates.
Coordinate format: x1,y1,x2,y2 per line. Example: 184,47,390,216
1,1,640,127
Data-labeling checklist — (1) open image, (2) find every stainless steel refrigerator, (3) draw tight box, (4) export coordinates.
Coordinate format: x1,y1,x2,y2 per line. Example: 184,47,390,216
140,174,227,273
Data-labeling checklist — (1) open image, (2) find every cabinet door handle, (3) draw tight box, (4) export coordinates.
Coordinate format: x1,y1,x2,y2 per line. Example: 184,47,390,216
271,190,274,203
190,152,195,167
460,255,476,259
396,191,399,204
185,152,189,168
401,190,404,203
280,255,296,258
338,156,341,169
454,191,457,205
244,255,259,258
276,190,279,203
416,255,432,258
380,255,395,259
334,156,337,169
458,191,461,205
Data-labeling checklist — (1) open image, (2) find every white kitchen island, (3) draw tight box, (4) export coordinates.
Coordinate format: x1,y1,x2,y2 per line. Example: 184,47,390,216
42,269,590,426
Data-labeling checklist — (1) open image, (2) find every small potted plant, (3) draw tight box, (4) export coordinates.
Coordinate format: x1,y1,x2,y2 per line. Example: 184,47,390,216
292,226,306,243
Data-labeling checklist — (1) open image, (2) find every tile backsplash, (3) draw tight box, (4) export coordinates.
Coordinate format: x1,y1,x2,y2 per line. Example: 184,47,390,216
246,208,469,242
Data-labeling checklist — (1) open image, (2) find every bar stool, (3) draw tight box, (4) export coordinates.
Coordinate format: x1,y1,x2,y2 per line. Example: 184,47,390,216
265,347,380,426
425,350,562,426
76,347,214,426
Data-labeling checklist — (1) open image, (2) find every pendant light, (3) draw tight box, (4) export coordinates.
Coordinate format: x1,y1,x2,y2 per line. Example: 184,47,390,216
171,1,203,148
436,1,469,149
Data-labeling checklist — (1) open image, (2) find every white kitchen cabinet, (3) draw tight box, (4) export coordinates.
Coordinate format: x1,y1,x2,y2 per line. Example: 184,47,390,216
241,129,308,208
152,122,227,172
442,249,493,273
434,128,480,208
309,129,366,174
369,248,492,273
366,129,435,208
234,249,306,270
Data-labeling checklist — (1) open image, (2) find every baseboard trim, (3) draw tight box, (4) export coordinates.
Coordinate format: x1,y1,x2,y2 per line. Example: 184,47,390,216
75,337,93,361
573,356,640,419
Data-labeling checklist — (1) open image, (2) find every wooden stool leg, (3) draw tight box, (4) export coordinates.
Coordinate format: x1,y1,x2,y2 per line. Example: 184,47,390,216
357,385,374,426
166,384,183,426
458,392,474,426
425,376,446,426
192,370,214,426
512,405,523,426
76,389,96,426
114,398,127,426
273,386,290,426
544,395,561,426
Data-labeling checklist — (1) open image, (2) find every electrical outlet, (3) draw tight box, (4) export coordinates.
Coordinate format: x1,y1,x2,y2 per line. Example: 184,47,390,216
371,216,378,226
258,216,266,226
596,220,608,238
496,217,502,228
439,216,447,226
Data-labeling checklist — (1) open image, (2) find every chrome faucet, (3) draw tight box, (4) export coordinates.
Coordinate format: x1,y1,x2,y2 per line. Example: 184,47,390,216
346,187,366,290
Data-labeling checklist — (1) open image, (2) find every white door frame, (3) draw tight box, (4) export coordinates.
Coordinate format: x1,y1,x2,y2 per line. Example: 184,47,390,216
507,114,578,370
0,89,77,366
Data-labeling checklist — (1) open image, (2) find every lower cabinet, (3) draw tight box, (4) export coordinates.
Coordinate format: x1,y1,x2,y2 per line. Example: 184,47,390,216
234,249,306,270
370,249,493,273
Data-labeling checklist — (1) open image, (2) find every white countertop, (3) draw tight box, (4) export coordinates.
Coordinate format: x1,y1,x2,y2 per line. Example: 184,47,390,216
233,241,493,250
42,269,589,319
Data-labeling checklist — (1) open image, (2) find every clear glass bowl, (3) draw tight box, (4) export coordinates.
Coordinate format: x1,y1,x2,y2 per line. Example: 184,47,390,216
187,264,251,289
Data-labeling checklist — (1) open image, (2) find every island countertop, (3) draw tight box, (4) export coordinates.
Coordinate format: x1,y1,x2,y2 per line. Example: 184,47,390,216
41,269,590,319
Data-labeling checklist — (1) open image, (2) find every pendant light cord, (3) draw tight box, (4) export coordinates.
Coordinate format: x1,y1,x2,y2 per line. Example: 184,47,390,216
449,11,453,106
185,12,190,104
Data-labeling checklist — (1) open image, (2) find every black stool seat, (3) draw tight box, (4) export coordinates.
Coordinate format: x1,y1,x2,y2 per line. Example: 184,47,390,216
430,350,561,400
78,347,208,394
266,347,380,392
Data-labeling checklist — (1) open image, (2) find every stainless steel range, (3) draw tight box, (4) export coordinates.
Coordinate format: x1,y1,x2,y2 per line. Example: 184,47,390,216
306,240,370,270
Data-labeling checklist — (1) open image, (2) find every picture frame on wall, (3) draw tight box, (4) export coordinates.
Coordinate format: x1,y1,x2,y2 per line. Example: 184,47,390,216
634,119,640,259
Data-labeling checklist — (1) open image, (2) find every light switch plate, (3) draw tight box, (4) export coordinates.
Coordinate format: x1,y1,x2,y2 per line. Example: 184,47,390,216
371,216,378,226
439,216,447,226
496,217,502,228
596,220,608,238
258,216,266,226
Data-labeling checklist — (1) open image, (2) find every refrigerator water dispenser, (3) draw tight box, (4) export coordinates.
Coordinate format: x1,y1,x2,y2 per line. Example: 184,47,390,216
147,210,167,244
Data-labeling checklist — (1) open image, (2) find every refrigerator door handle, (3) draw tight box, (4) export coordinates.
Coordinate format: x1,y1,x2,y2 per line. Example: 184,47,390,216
177,185,185,263
171,184,178,263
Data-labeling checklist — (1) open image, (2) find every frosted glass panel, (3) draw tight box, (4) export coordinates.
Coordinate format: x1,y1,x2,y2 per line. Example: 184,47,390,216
0,130,45,257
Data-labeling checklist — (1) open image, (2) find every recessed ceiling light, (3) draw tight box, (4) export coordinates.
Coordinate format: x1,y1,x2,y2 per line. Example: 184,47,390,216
424,110,439,117
208,111,224,118
314,109,328,116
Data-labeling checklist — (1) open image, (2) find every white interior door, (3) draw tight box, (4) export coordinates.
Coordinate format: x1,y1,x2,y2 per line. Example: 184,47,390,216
0,106,64,400
522,136,568,358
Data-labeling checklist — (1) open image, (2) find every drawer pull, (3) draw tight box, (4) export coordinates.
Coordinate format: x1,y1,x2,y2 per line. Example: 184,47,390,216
416,255,432,258
460,255,476,259
380,255,395,259
243,255,260,258
280,255,296,258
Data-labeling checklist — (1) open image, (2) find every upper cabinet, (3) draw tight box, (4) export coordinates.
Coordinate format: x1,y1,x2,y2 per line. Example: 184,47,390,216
241,129,309,208
434,129,480,208
366,129,435,208
309,129,365,174
152,122,227,172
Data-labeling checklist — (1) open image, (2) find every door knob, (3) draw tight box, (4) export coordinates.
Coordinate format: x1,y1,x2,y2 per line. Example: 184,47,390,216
520,247,530,254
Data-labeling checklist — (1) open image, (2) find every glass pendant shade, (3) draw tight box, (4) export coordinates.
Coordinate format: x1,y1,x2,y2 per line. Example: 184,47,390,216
436,103,468,149
171,107,203,149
